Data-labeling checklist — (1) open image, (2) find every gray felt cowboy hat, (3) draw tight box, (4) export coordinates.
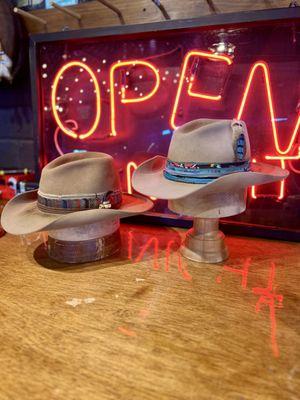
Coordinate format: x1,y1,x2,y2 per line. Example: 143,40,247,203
132,119,288,200
1,152,153,235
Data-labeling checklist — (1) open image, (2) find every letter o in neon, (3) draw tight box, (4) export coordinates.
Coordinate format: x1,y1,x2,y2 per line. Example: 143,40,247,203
51,61,101,140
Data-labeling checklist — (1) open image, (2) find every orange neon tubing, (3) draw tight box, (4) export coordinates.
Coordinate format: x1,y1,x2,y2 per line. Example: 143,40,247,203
51,61,101,140
251,158,285,200
126,161,156,200
188,76,223,101
170,50,232,129
268,157,287,200
237,61,300,155
126,161,138,194
187,90,222,101
250,159,257,199
109,60,160,136
278,159,285,200
265,150,300,161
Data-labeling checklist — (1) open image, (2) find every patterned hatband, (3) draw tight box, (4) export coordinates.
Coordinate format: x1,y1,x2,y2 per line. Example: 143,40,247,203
164,159,250,184
37,189,122,214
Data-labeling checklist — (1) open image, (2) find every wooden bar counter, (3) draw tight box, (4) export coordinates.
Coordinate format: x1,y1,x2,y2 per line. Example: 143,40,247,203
0,222,299,399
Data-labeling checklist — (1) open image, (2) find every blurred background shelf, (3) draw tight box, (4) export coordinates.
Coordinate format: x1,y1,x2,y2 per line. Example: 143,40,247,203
22,0,291,34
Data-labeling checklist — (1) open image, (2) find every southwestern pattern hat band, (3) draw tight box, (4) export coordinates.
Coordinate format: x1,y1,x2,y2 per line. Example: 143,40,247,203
37,189,122,214
163,121,249,184
164,160,250,184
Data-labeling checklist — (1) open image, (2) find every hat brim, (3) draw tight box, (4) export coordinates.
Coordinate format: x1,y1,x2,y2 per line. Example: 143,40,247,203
132,156,289,200
1,190,153,235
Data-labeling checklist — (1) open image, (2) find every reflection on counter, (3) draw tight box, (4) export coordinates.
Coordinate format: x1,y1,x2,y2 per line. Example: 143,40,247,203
17,223,286,358
128,227,192,282
217,258,283,357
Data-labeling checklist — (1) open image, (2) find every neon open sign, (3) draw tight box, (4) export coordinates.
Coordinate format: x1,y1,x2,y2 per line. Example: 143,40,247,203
30,8,300,237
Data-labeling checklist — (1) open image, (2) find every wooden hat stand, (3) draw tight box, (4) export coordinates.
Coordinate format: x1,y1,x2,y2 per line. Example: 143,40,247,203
169,189,247,263
47,218,121,264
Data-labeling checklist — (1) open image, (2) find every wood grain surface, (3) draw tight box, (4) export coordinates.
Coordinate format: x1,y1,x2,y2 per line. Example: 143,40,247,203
23,0,291,34
0,222,299,399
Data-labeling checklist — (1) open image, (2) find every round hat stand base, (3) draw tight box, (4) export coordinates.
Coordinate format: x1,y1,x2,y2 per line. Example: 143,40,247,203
180,218,228,264
47,219,121,264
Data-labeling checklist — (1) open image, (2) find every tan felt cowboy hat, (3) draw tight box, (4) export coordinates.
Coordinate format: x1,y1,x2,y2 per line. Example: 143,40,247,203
1,152,153,235
132,119,288,200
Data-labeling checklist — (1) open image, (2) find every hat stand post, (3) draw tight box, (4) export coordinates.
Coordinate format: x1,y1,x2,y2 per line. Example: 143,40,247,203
47,219,120,264
169,189,247,264
180,217,228,263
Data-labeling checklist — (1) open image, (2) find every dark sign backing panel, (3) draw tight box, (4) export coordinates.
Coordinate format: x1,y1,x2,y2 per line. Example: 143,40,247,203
30,8,300,239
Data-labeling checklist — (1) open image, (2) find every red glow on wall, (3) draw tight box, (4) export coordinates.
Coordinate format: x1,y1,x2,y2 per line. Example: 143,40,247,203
236,61,300,200
109,60,160,136
237,61,300,155
170,50,232,129
51,61,101,140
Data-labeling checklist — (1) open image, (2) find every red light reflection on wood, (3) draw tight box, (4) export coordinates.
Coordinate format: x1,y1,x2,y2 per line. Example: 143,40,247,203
127,229,192,281
117,326,137,337
139,309,150,319
217,258,284,358
252,262,283,358
166,240,192,281
134,237,160,270
216,257,251,289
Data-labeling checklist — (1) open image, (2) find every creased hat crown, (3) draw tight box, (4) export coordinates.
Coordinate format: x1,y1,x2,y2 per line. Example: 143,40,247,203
168,119,250,164
39,152,120,196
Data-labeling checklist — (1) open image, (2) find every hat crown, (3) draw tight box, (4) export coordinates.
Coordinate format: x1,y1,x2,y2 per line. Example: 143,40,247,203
39,152,120,196
168,119,250,164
